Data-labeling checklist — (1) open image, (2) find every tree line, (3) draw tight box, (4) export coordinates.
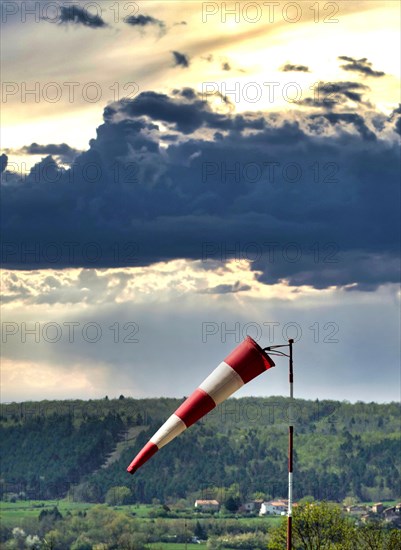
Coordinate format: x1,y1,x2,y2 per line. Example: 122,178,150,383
1,397,400,503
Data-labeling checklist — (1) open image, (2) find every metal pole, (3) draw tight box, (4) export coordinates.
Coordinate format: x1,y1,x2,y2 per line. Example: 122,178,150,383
287,338,294,550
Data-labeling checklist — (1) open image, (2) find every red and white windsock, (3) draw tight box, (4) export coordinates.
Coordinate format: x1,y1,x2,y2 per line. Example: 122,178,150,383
127,336,275,474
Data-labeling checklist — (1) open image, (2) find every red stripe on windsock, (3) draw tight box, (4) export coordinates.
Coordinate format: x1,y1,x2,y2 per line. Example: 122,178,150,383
175,388,216,428
127,441,158,474
224,336,275,384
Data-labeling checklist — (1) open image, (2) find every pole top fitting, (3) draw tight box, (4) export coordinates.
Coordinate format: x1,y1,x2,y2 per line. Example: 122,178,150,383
288,338,294,344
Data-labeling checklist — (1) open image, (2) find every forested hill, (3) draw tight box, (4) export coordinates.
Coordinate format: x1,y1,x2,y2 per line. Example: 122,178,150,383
1,397,400,504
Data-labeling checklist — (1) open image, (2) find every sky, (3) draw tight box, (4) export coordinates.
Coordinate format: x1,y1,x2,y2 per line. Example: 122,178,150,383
1,0,400,404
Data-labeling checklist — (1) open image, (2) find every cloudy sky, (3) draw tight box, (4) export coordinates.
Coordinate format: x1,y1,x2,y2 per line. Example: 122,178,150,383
1,0,400,404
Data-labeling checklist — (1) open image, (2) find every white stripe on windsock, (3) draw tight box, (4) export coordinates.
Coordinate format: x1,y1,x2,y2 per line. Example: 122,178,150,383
150,414,186,449
198,361,244,405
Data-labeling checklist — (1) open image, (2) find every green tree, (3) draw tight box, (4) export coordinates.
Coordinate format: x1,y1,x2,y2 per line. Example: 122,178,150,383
71,537,92,550
39,506,62,522
268,502,357,549
252,491,266,500
70,481,102,503
194,520,208,539
298,495,315,504
357,523,401,549
224,496,241,513
9,528,26,550
343,495,359,507
105,485,131,506
387,529,401,549
41,530,62,550
38,507,63,538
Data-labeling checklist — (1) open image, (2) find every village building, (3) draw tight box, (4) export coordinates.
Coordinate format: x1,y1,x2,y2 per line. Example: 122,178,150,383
194,499,220,511
259,499,288,516
371,502,383,514
239,499,263,513
383,505,401,524
346,504,367,514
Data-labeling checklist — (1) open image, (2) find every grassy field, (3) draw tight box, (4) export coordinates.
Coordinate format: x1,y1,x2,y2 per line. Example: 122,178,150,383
4,497,397,529
0,499,94,526
0,499,282,528
4,497,394,527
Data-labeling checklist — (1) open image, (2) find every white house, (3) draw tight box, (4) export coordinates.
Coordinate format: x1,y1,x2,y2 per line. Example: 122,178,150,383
194,499,220,511
259,500,288,516
241,500,263,513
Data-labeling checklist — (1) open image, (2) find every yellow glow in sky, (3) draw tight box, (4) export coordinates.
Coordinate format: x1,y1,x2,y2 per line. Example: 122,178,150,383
1,0,399,156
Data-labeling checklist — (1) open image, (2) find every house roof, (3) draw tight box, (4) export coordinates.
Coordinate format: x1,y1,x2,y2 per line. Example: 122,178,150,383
195,499,219,505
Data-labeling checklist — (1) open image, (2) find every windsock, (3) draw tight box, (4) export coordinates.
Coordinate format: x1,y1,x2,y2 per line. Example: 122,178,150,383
127,336,275,474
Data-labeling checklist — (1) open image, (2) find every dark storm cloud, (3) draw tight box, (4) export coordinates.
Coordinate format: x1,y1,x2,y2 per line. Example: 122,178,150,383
395,118,401,136
311,113,377,141
1,88,400,290
20,143,80,163
172,51,190,68
389,105,401,136
281,64,310,72
296,81,370,109
109,90,264,134
125,14,166,31
56,5,107,28
338,56,386,78
0,154,7,173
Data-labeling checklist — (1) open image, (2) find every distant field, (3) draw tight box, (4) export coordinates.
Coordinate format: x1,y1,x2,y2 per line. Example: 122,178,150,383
0,499,281,529
0,499,94,526
0,499,399,532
